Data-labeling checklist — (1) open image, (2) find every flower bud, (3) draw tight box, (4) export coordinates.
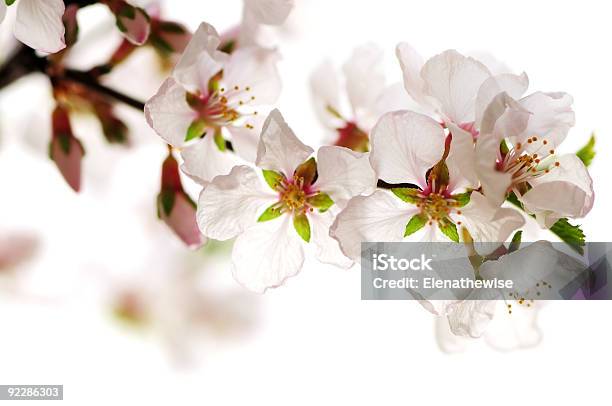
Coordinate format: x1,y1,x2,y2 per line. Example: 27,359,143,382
49,106,84,192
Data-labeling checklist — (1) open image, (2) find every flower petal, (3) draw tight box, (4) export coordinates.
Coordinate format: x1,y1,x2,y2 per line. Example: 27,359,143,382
145,77,197,147
518,92,575,152
475,72,529,128
226,114,266,163
310,61,342,129
222,46,281,105
395,42,432,111
14,0,65,53
232,215,304,293
331,190,416,260
243,0,294,25
480,91,531,140
173,22,225,92
475,133,513,207
369,110,446,187
314,146,376,208
420,50,491,124
451,192,525,247
446,123,478,190
310,211,352,268
180,133,244,185
197,165,276,240
0,3,6,24
446,293,500,338
255,109,314,176
342,44,385,119
520,154,594,227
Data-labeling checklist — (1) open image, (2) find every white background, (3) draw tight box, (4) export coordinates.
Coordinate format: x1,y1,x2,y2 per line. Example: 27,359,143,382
1,0,611,404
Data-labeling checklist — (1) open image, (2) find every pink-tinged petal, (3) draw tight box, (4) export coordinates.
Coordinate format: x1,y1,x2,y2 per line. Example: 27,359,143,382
243,0,294,25
0,3,6,24
14,0,65,53
342,44,385,118
197,165,276,240
231,215,304,293
446,123,478,191
330,190,417,260
222,46,281,105
451,192,524,247
520,154,594,227
369,110,446,187
309,211,352,268
314,146,376,208
145,77,196,147
475,72,529,128
0,233,38,271
173,22,225,92
160,192,206,249
255,109,314,176
116,5,150,45
420,50,492,124
310,61,342,129
180,133,243,185
517,92,575,152
475,134,513,208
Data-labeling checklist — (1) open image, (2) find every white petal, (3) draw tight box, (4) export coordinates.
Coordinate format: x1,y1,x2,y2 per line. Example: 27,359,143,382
446,294,500,338
475,72,529,128
14,0,65,53
232,215,304,293
521,154,594,227
197,165,276,240
395,42,432,110
420,50,491,124
180,133,244,185
255,109,314,176
369,110,446,187
243,0,294,25
452,192,525,247
475,133,512,207
310,61,342,129
480,91,531,140
227,114,266,163
330,190,416,260
310,211,353,268
0,3,6,24
518,92,575,152
314,146,377,208
342,44,385,118
145,78,196,147
222,46,281,105
173,22,224,92
446,123,478,190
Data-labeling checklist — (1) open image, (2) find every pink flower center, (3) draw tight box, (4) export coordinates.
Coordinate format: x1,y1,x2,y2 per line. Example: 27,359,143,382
188,84,258,129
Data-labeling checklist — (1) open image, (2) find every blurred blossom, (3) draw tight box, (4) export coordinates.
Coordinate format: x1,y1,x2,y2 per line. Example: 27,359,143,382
0,232,38,273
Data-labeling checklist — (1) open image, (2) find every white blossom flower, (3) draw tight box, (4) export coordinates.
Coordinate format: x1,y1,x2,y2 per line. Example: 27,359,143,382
238,0,294,48
475,90,593,227
331,110,524,260
310,44,410,151
197,109,376,292
0,0,65,53
145,22,282,184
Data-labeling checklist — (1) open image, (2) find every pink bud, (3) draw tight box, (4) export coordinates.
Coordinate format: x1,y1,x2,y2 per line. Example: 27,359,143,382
113,2,151,46
50,106,84,192
62,4,80,47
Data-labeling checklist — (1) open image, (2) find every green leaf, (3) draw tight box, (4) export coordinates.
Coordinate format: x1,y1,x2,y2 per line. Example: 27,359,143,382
439,221,459,242
506,191,522,209
392,187,420,204
550,218,585,255
257,204,283,222
293,212,311,242
307,193,334,212
213,130,226,151
262,170,284,190
294,157,317,187
5,0,17,6
404,214,428,237
508,230,522,253
185,119,206,141
451,191,471,207
576,133,596,167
